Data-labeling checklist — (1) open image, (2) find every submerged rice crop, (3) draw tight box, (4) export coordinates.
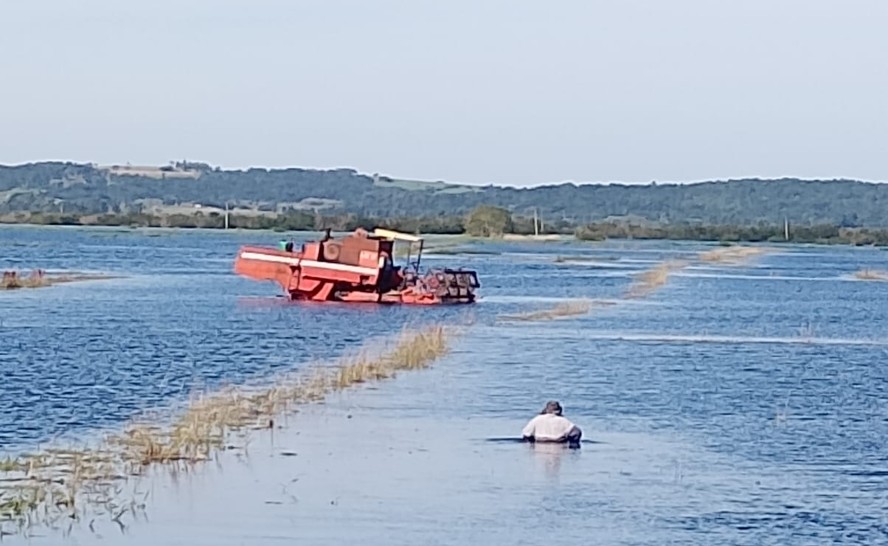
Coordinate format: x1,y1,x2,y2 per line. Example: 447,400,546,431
1,270,49,289
0,324,454,537
697,245,772,265
498,299,617,322
1,269,116,290
623,260,688,299
553,255,619,264
853,269,888,282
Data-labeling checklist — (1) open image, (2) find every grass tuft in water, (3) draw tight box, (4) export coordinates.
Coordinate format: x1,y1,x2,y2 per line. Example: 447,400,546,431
624,260,688,299
853,269,888,282
1,269,116,290
498,299,617,322
697,246,772,265
0,457,24,472
1,270,50,289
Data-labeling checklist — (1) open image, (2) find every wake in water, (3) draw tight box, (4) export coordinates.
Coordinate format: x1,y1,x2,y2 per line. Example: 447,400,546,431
577,331,888,347
483,437,602,445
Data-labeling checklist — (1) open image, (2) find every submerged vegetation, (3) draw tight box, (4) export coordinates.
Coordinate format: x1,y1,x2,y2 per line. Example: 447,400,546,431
504,243,774,322
0,325,453,537
621,245,774,299
624,260,689,299
1,269,48,289
854,269,888,282
498,300,612,322
697,245,773,265
115,325,450,468
1,269,116,290
553,254,619,264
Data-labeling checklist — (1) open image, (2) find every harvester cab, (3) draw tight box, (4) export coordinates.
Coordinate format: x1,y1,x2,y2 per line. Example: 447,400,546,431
371,228,424,275
371,228,481,303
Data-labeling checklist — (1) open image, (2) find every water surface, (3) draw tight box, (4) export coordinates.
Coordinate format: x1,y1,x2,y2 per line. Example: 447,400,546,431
2,225,888,544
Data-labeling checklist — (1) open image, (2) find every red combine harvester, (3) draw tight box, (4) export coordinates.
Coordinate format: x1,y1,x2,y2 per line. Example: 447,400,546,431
233,227,480,304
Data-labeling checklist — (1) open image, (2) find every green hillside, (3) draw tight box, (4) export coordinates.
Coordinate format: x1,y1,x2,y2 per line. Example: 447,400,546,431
1,161,887,227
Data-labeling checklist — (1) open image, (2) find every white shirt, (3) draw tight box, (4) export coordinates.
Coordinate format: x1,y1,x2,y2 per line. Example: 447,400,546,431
521,413,577,441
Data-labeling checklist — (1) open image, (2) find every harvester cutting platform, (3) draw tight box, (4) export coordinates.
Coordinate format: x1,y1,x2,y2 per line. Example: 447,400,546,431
234,228,480,304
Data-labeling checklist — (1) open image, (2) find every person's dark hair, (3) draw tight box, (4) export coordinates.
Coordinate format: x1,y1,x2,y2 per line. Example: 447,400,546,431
541,400,563,415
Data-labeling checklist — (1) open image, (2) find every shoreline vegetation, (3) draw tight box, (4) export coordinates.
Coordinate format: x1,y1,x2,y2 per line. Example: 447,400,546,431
0,325,454,537
4,209,888,247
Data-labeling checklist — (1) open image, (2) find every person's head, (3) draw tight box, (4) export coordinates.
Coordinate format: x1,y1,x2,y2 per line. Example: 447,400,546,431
541,400,563,416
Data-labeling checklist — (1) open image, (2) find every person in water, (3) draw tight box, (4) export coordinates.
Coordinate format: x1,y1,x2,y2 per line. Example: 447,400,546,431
522,401,582,445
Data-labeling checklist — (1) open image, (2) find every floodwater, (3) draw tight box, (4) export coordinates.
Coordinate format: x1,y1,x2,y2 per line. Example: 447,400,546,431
3,225,888,544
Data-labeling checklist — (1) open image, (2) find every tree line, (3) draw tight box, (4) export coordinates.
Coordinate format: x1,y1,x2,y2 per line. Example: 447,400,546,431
6,206,888,246
5,161,888,226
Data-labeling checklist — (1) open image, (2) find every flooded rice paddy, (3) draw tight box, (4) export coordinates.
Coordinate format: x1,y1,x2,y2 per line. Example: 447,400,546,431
2,225,888,544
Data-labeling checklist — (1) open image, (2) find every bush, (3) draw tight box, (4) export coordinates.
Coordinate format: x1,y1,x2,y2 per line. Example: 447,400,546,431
465,205,513,237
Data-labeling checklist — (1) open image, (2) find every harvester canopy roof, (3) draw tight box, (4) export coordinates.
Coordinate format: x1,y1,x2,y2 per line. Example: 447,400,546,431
372,228,423,243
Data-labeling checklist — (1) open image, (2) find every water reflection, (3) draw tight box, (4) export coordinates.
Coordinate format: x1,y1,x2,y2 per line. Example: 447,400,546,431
527,441,576,481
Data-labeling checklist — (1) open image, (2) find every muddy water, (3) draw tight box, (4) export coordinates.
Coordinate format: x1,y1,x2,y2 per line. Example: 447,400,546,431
3,226,888,544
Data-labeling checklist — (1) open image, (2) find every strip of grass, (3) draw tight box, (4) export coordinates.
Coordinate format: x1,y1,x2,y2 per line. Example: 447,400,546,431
498,299,618,322
854,269,888,282
623,260,688,299
698,246,773,265
0,325,454,536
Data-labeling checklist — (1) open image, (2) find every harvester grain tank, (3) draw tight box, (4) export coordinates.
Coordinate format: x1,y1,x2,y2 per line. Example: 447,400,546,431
233,228,480,304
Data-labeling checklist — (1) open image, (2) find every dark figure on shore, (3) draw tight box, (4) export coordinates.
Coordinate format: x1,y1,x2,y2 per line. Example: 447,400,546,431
522,401,582,448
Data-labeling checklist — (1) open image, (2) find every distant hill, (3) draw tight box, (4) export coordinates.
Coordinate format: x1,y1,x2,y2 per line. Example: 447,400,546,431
1,161,887,227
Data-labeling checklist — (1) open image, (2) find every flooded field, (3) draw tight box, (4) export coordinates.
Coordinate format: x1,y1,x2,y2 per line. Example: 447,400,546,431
2,225,888,544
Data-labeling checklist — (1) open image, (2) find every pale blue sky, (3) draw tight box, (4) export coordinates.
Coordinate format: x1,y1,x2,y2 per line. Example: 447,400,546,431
1,0,885,186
